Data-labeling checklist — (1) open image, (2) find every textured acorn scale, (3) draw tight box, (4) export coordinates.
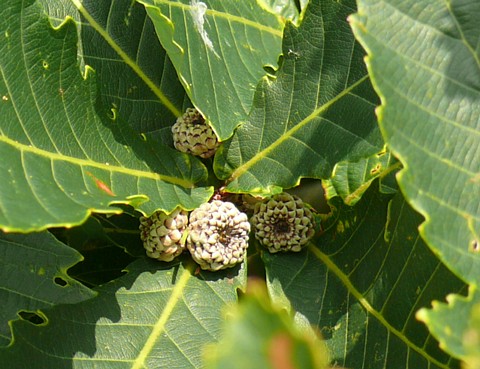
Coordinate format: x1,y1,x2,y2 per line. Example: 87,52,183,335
251,193,315,253
172,108,220,158
187,200,250,271
139,208,189,262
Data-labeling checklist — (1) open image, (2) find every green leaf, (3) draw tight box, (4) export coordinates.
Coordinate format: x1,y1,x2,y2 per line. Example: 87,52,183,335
38,0,188,139
350,1,480,285
0,258,246,368
0,0,212,232
76,0,189,137
0,231,95,347
263,185,466,368
137,0,285,140
204,281,329,369
214,0,384,195
323,149,398,205
417,288,480,367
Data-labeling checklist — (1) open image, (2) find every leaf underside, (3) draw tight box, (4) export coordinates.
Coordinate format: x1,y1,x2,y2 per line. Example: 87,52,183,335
417,287,480,363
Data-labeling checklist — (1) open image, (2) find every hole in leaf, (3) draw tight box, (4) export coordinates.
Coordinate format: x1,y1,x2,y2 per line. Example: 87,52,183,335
18,310,46,325
54,276,68,287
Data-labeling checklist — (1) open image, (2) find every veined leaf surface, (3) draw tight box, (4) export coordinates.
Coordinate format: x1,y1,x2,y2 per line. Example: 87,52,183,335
0,0,212,232
138,0,285,140
0,231,95,346
214,0,384,195
0,258,246,368
39,0,188,138
350,0,480,285
264,186,466,368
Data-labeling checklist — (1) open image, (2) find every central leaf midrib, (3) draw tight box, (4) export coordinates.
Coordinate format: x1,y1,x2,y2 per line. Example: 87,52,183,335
130,264,192,369
228,75,369,182
1,136,195,188
309,245,451,369
70,0,182,118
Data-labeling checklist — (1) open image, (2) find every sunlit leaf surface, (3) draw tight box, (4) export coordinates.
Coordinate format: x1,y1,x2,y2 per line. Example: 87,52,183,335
264,186,466,368
215,0,384,195
0,258,246,368
0,0,212,232
351,0,480,285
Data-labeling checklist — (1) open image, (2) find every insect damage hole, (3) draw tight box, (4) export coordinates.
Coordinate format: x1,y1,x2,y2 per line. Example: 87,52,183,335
54,276,68,287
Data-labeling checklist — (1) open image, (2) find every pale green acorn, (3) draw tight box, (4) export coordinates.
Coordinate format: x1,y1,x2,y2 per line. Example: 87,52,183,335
139,208,189,262
172,108,220,158
251,192,315,253
187,200,250,271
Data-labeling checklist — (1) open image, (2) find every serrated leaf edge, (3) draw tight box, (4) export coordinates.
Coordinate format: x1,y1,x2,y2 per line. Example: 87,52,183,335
140,0,284,37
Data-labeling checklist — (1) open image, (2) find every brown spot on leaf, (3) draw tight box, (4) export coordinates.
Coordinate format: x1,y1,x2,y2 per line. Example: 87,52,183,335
86,171,115,197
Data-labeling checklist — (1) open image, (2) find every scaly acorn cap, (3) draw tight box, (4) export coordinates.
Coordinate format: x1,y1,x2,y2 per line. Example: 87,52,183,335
139,208,189,262
251,192,315,253
187,200,250,271
172,107,220,158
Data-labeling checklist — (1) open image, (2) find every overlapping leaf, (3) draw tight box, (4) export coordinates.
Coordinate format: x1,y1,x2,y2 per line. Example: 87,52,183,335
214,0,385,195
323,149,397,205
0,0,212,232
258,0,304,25
0,231,95,347
137,0,285,140
0,258,246,368
263,186,466,368
204,281,329,369
350,1,480,285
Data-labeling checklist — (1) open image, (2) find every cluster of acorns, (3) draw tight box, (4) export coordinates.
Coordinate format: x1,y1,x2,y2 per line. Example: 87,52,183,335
139,108,316,271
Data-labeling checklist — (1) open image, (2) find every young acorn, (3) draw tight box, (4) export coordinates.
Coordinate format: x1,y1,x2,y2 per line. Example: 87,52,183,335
186,200,250,271
251,192,315,253
139,208,189,262
172,107,220,158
